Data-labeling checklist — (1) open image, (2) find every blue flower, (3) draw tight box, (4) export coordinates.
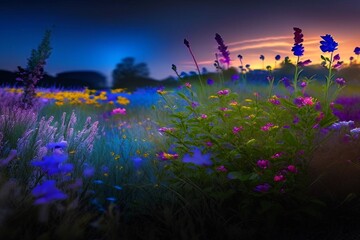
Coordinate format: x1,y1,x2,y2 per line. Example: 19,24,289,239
106,197,117,202
114,185,123,190
320,34,338,53
207,78,214,85
291,44,304,56
182,148,212,167
31,153,72,176
354,47,360,55
93,180,104,184
254,183,271,193
31,180,67,205
275,55,281,61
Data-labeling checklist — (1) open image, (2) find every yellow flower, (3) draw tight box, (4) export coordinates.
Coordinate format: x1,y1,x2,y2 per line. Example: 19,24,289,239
209,95,218,99
241,106,251,110
245,99,252,102
55,101,64,106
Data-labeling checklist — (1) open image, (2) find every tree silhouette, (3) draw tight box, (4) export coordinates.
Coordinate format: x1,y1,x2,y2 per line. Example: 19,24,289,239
112,57,150,88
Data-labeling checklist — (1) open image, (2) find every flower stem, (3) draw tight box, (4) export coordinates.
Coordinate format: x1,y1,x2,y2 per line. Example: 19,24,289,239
293,56,300,95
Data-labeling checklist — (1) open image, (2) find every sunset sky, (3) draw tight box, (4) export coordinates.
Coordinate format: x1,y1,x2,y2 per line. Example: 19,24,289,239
1,0,360,82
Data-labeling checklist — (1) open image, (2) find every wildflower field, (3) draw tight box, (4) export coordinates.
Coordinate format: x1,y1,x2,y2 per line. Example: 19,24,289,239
1,28,360,240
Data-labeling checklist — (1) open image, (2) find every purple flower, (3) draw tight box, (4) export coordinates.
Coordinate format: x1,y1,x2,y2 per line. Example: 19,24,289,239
293,27,304,44
215,33,230,66
191,101,199,108
31,180,67,205
182,148,212,167
300,81,307,88
292,44,304,56
257,159,269,169
254,183,271,193
333,54,340,61
298,59,312,66
245,64,250,69
335,77,346,86
320,34,338,53
329,120,354,130
354,47,360,55
275,55,281,61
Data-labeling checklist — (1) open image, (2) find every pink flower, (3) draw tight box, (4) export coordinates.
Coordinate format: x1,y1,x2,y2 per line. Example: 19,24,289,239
185,82,192,88
274,174,286,182
271,152,282,159
216,165,228,172
200,114,208,119
217,89,230,96
205,141,213,147
261,123,274,131
158,127,175,133
111,108,126,115
257,159,269,169
303,97,315,106
232,126,243,134
287,165,298,173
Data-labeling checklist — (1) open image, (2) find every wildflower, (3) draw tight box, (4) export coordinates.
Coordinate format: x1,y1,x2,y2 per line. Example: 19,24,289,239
300,81,307,88
333,54,340,61
83,166,95,178
205,141,213,147
257,159,269,169
294,97,315,107
31,180,67,205
133,157,142,169
207,78,214,85
245,64,250,69
354,47,360,55
332,61,343,69
271,152,282,159
185,82,191,88
254,183,271,193
297,59,312,66
106,197,116,202
157,152,179,160
287,165,298,173
293,27,304,44
191,101,199,108
229,100,238,106
232,126,243,134
31,153,72,176
291,44,304,56
93,180,104,184
268,95,281,105
335,77,346,86
114,185,123,190
350,128,360,137
274,174,286,182
215,33,230,66
261,123,274,131
275,55,281,61
260,55,265,61
320,34,338,53
216,165,228,172
182,148,212,166
329,120,355,130
158,127,175,133
200,114,208,119
217,89,230,96
111,108,126,115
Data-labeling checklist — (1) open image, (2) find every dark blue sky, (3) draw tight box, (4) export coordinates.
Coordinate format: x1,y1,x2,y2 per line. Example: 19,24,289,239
1,0,359,82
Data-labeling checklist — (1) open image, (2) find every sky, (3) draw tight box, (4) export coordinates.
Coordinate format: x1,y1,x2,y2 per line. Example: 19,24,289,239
1,0,360,83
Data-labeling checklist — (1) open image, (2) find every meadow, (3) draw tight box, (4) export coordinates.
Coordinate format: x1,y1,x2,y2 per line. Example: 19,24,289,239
1,28,360,240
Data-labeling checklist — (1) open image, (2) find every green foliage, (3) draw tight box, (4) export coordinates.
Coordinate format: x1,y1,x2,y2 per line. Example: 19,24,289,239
27,30,52,71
